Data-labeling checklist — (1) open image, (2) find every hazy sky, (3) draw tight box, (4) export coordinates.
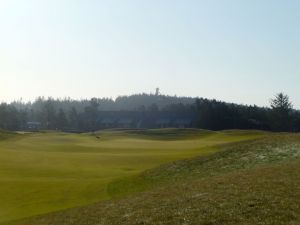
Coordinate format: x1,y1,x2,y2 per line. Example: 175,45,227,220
0,0,300,107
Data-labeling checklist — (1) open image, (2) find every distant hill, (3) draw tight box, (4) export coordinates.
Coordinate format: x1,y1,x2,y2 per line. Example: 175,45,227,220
1,92,300,132
11,94,197,112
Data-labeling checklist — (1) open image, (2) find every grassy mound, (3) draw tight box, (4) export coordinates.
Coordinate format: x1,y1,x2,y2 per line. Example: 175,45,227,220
12,133,300,225
0,129,262,224
93,128,265,141
92,128,215,141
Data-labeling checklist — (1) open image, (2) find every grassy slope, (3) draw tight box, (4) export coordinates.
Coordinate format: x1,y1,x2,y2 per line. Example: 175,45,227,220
0,129,262,224
13,133,300,225
0,129,20,141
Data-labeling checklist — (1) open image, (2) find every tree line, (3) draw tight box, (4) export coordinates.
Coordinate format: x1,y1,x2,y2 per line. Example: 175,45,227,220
195,93,297,131
0,93,298,132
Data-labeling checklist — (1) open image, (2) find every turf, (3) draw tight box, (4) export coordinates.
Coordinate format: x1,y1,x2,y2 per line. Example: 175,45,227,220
0,129,263,223
12,133,300,225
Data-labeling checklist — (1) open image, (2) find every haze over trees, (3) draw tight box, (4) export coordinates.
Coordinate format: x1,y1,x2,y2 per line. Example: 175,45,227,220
0,93,298,132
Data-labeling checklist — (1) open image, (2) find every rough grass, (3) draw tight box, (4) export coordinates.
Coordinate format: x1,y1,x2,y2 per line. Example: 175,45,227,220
0,129,263,224
11,133,300,225
0,129,19,141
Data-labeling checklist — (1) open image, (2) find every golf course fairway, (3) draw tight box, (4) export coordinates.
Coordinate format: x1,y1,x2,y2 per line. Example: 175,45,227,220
0,129,264,223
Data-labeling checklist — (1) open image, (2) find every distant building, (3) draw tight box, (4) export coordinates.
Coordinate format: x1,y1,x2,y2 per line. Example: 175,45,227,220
96,111,197,130
156,119,172,128
26,122,42,131
116,118,136,128
99,118,116,128
173,119,193,128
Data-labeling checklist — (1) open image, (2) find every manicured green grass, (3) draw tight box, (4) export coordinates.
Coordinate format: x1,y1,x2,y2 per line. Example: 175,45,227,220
0,129,264,223
14,133,300,225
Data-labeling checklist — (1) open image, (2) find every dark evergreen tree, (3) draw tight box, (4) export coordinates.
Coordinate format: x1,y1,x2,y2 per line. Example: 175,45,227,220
56,109,68,130
68,107,79,130
270,93,293,131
